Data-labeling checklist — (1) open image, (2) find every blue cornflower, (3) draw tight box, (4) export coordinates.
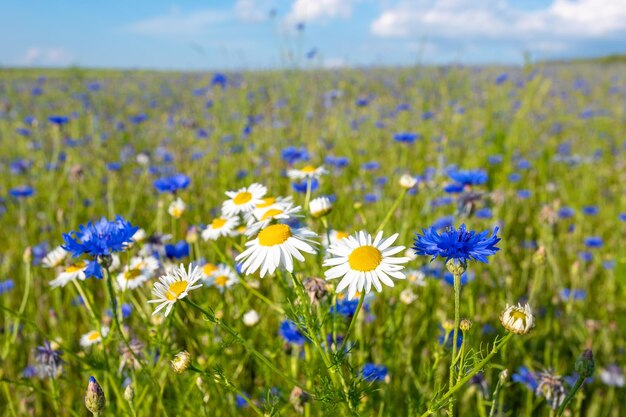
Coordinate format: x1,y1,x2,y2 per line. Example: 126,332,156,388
413,224,500,265
165,241,190,260
281,146,309,165
512,366,538,390
9,185,34,199
582,206,598,216
361,363,388,382
48,115,69,126
443,183,464,194
579,251,593,262
361,161,380,171
448,169,488,186
292,178,318,194
619,213,626,222
35,340,64,378
475,208,493,219
153,174,190,194
393,132,420,144
235,393,249,408
279,320,307,345
584,236,603,248
558,207,575,219
0,279,14,295
517,190,531,199
330,299,370,317
559,288,586,301
211,72,227,87
62,216,138,278
439,329,463,349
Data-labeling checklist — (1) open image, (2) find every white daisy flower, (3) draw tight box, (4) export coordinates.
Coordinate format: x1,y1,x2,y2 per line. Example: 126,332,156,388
406,269,427,287
243,310,260,326
248,196,293,225
245,203,303,237
204,264,238,293
200,262,219,279
309,196,332,218
168,197,186,219
42,246,68,268
201,216,240,241
236,224,317,278
116,256,160,290
500,303,535,335
80,327,109,347
222,183,267,217
287,165,327,180
323,231,410,300
322,229,351,248
49,261,88,288
148,263,203,317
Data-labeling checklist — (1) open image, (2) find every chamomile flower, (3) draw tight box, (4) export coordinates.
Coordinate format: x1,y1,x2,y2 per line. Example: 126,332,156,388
201,216,240,241
168,197,186,219
200,262,219,279
42,246,68,268
309,196,332,218
204,264,238,292
500,303,535,335
245,203,303,237
116,256,160,290
249,196,294,224
222,183,267,217
287,165,327,180
49,261,88,288
323,230,351,247
79,327,109,348
236,224,317,277
324,231,410,300
148,264,203,317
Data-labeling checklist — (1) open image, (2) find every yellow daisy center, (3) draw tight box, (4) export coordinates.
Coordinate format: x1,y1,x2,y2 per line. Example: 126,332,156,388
233,191,252,205
214,275,229,286
166,281,188,301
211,218,227,229
511,310,527,325
348,246,382,272
203,263,217,276
257,197,276,208
261,208,283,220
301,165,316,173
336,231,349,240
87,332,101,342
258,224,292,246
124,269,143,280
66,261,86,272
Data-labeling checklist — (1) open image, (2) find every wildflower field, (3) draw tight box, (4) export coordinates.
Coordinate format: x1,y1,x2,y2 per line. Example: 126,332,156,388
0,63,624,416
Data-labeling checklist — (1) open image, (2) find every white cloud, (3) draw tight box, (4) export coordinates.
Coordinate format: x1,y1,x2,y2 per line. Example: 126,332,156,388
371,0,626,41
124,9,228,36
285,0,354,24
21,47,74,66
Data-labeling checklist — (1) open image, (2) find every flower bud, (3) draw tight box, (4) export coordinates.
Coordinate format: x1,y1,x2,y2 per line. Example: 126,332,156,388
85,376,105,415
446,259,467,277
124,384,135,403
243,310,260,327
500,303,535,335
575,349,595,378
171,351,191,374
460,319,472,331
309,196,332,218
399,174,418,189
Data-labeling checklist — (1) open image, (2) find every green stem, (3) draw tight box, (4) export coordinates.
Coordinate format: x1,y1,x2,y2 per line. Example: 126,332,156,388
556,375,584,416
338,292,365,354
448,270,462,415
420,333,515,417
375,189,407,234
304,178,313,210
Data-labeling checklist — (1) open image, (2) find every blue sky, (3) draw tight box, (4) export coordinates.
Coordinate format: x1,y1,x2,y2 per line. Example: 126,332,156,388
2,0,626,70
